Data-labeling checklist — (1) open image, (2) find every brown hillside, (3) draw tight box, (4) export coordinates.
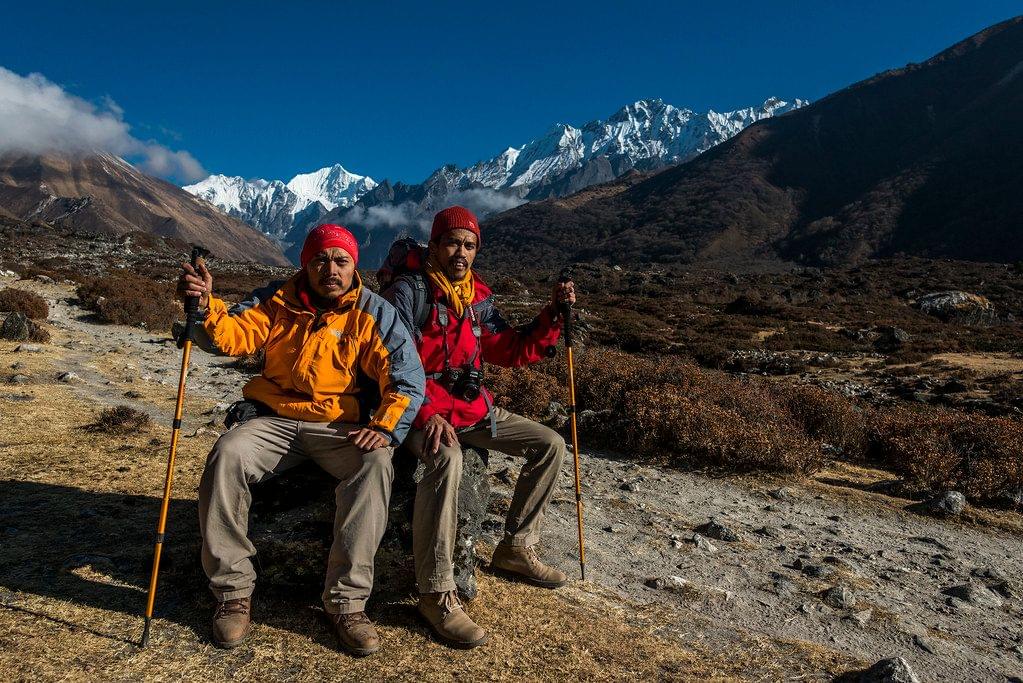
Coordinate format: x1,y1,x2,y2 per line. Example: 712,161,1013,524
481,17,1023,271
0,152,290,265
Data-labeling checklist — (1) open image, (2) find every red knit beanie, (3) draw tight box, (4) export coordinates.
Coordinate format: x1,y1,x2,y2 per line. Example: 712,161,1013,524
300,224,359,268
430,206,481,245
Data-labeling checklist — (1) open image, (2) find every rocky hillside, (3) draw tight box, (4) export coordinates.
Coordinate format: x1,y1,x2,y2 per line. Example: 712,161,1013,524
480,17,1023,271
0,152,290,265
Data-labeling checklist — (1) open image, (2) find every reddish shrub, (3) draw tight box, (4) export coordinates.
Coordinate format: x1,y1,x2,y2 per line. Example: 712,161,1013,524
77,273,179,332
771,383,871,460
870,406,1023,502
0,287,49,319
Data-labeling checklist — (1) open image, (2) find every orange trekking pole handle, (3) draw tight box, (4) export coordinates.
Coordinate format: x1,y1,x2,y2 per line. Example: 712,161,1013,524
559,275,586,580
141,245,207,647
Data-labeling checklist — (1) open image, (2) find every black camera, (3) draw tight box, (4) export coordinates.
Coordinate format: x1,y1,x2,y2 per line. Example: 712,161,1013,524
443,366,484,401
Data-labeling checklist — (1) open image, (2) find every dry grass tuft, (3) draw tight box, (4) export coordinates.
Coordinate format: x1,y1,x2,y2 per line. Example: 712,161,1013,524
86,405,153,435
0,287,49,319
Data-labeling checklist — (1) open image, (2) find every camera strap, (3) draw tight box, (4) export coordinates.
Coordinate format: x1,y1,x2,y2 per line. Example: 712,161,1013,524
432,302,496,437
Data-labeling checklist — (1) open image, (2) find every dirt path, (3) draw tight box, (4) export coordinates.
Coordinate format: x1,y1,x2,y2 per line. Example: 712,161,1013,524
3,278,1021,681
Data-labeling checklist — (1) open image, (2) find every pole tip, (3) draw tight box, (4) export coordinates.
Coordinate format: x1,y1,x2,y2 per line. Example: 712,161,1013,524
581,564,586,581
140,617,151,648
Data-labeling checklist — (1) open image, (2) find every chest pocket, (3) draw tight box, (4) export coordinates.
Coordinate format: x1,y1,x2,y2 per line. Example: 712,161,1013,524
299,326,360,396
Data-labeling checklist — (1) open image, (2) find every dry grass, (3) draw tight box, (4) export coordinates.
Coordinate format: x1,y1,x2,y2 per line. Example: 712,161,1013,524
490,347,1022,502
0,287,49,319
0,340,852,682
85,405,153,435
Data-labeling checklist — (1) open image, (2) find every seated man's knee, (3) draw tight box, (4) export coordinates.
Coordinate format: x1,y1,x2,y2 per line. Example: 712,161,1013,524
430,445,463,476
361,448,395,480
206,430,250,473
538,426,566,457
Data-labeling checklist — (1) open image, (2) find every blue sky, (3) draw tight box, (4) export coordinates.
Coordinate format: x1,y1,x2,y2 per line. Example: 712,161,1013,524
1,1,1019,184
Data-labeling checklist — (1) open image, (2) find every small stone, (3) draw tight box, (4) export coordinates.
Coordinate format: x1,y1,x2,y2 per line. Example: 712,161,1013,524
971,566,1008,582
1,393,34,402
943,582,1004,608
803,564,833,579
9,374,30,385
620,481,641,493
691,533,718,553
847,608,873,627
603,524,622,534
694,519,739,542
665,575,688,589
921,490,967,517
755,526,783,539
770,487,794,501
14,343,43,353
645,577,667,590
671,540,685,549
58,371,82,383
821,585,857,609
859,657,921,683
912,634,936,654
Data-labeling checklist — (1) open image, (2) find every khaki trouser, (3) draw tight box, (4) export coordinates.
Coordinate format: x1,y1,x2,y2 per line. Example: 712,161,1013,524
406,407,566,594
198,416,394,614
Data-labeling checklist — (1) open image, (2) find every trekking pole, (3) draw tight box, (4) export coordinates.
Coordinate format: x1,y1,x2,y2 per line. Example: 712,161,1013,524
141,245,208,647
558,276,586,580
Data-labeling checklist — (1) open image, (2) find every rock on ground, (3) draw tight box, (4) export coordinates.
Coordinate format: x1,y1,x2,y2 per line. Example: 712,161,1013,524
247,445,491,600
859,656,922,683
916,291,997,325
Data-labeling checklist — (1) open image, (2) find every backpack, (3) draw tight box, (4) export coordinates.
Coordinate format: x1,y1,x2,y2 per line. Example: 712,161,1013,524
376,237,431,331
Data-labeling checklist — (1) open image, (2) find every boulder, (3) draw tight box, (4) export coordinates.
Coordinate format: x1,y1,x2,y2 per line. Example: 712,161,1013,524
248,445,491,601
1,312,30,341
859,657,921,683
915,490,967,517
915,291,997,325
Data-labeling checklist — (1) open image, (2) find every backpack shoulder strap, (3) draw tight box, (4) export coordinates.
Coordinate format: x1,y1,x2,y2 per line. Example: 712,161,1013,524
407,272,431,331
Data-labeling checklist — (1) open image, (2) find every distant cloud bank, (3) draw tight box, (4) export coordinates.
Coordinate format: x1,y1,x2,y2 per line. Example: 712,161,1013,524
0,66,206,182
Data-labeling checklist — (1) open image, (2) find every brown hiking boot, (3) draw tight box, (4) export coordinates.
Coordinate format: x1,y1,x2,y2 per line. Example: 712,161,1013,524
490,544,569,588
211,597,252,648
417,591,488,649
329,611,380,657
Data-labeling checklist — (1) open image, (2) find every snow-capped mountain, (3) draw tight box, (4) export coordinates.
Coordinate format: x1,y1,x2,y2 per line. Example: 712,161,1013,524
286,164,377,214
184,164,376,238
313,97,807,265
185,96,805,263
429,96,807,198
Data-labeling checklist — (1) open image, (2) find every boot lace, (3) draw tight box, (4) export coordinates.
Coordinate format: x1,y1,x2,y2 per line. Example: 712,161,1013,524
439,590,463,616
214,598,249,619
336,611,372,628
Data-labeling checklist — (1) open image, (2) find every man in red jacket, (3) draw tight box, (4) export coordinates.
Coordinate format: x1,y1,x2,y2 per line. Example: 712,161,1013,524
383,206,575,649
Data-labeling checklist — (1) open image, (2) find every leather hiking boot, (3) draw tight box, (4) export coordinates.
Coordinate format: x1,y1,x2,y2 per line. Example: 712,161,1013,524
329,611,380,657
417,591,488,649
490,544,569,588
212,597,252,648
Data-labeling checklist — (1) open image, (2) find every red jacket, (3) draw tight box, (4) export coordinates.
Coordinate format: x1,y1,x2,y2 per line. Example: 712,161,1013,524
383,272,562,429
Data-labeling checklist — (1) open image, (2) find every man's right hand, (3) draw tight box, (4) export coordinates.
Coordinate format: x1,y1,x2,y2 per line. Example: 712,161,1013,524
178,258,213,309
424,414,457,456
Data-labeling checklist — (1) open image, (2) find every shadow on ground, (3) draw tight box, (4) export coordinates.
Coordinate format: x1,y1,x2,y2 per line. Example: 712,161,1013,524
0,479,429,648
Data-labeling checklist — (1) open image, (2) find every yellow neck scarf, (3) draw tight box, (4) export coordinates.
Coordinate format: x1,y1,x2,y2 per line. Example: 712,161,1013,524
425,255,475,318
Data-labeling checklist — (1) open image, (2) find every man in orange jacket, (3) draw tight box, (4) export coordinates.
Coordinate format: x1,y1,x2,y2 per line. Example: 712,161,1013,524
179,224,424,656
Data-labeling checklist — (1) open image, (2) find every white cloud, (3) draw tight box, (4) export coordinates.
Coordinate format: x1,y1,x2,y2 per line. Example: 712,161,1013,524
0,66,206,182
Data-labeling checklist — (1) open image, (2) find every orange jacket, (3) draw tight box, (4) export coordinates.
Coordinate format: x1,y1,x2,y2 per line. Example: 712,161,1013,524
202,272,424,442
